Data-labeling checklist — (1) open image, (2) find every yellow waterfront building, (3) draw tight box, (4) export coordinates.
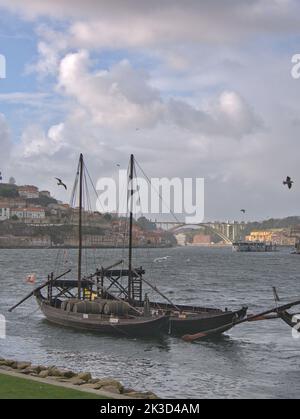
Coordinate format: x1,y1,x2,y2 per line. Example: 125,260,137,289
245,229,295,245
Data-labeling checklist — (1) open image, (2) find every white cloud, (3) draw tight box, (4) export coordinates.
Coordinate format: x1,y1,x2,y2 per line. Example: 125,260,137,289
0,92,49,106
17,123,65,158
1,1,300,48
0,115,18,186
1,0,300,220
0,114,12,170
6,49,266,214
55,50,262,138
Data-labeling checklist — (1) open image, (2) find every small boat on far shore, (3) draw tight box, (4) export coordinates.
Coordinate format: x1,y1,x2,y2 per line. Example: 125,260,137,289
291,240,300,254
232,241,277,252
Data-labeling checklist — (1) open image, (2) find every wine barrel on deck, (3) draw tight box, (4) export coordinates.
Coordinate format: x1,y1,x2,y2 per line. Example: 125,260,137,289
66,300,79,312
103,301,129,316
61,301,68,311
72,301,104,314
72,301,87,313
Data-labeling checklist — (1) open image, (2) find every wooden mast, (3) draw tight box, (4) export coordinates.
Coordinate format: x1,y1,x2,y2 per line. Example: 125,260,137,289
78,153,84,299
128,154,134,302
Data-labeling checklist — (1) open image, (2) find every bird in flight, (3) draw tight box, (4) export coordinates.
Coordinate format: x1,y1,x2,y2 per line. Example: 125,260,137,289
240,209,246,214
55,178,67,190
283,176,294,190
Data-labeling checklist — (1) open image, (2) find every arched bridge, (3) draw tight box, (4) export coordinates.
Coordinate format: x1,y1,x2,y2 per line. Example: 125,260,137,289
155,221,246,244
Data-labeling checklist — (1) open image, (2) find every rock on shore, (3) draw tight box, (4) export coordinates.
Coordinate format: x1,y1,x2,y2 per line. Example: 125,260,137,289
0,358,158,399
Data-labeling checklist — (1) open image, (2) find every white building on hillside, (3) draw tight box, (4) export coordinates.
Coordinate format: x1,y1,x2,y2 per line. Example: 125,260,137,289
0,205,10,221
18,185,39,199
11,207,45,220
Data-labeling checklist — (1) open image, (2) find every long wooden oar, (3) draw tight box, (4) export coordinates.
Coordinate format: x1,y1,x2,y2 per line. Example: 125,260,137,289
182,299,300,342
8,269,71,313
247,313,279,322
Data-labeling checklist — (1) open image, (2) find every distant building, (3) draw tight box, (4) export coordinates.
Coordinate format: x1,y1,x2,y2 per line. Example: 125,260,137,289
246,229,295,246
39,190,51,198
11,207,45,220
290,226,300,238
0,205,10,221
246,231,273,242
18,185,39,199
175,233,186,246
0,198,27,208
142,230,164,245
112,220,127,231
47,203,70,217
192,234,212,245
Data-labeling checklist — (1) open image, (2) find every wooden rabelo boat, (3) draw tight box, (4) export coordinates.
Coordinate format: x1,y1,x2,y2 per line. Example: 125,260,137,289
10,153,248,339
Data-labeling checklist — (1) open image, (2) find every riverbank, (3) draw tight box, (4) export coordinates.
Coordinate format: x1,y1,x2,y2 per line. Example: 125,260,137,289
0,245,173,249
0,359,158,399
0,371,107,399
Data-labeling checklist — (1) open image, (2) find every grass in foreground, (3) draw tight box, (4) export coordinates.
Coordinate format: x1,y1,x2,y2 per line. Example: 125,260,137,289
0,373,107,399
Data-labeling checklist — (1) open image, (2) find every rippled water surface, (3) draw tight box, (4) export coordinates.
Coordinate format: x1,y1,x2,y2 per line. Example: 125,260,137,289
1,246,300,399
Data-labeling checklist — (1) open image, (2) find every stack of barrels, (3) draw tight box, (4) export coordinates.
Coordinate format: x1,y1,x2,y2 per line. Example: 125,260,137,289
61,298,129,316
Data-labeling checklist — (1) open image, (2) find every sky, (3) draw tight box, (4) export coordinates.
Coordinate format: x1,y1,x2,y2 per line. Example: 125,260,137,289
1,0,300,222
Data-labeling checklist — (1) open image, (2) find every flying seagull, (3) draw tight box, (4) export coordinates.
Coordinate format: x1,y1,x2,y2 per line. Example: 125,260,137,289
283,176,294,190
240,209,246,214
55,178,67,190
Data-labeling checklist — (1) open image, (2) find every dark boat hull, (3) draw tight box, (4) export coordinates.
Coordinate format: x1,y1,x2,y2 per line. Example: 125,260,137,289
35,292,168,338
35,291,247,339
168,307,247,336
149,301,248,336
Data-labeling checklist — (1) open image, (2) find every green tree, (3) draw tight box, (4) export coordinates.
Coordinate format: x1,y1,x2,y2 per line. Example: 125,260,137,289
103,213,112,222
137,216,157,231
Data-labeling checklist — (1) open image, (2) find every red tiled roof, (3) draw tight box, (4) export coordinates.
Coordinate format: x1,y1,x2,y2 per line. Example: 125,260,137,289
18,185,39,191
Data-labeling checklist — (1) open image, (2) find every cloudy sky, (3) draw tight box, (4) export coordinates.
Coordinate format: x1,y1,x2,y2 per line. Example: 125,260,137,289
0,0,300,221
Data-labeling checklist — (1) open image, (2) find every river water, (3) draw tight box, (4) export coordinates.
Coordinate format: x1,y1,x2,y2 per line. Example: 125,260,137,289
0,246,299,399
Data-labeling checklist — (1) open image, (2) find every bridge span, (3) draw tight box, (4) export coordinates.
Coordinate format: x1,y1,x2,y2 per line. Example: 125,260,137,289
154,221,246,244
